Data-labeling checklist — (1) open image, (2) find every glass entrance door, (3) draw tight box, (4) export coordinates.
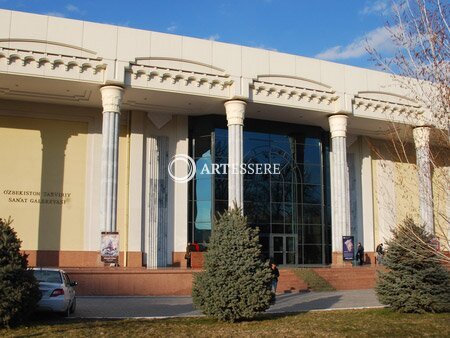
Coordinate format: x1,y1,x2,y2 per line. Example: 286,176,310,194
271,235,297,265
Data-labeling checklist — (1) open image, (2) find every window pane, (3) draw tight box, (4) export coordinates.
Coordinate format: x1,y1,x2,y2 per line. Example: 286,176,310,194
194,136,211,158
286,252,296,265
273,236,283,251
272,224,284,234
303,185,322,204
304,224,322,244
194,200,211,226
286,236,296,251
215,178,227,201
296,144,321,164
303,204,322,224
214,137,228,158
304,244,322,264
274,253,283,265
301,165,322,184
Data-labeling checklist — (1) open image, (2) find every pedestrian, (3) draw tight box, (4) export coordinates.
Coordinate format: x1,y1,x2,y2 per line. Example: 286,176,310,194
356,242,364,266
185,242,192,268
376,243,384,265
271,262,280,294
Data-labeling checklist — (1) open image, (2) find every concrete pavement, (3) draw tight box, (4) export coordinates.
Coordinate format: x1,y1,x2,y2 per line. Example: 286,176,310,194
71,289,383,319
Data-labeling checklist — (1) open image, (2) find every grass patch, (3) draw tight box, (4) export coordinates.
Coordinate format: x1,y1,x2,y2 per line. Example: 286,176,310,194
1,309,449,337
295,268,335,291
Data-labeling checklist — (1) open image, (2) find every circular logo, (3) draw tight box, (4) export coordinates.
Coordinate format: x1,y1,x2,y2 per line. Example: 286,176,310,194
167,154,196,183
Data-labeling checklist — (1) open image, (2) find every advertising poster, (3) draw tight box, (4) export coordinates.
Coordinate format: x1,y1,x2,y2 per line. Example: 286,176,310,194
343,236,354,261
101,232,119,264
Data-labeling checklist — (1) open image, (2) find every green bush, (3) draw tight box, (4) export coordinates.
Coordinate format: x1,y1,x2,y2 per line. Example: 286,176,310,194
192,207,273,322
376,218,450,313
0,217,41,327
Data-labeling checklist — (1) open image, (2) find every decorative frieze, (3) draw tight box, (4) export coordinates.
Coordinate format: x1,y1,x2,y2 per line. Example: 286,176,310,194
250,79,339,110
0,47,106,80
353,95,423,116
126,63,233,97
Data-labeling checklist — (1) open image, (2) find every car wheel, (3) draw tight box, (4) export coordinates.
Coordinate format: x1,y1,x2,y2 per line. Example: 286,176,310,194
69,297,76,314
61,305,70,317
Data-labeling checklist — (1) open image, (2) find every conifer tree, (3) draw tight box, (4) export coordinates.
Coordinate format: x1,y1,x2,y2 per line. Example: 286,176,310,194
0,217,41,327
376,217,450,313
192,207,273,322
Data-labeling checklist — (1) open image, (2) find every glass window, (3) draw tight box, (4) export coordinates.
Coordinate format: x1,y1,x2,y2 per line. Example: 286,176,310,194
304,224,322,244
300,165,322,185
215,178,227,201
273,236,283,251
189,118,330,265
33,270,62,283
194,201,211,226
296,144,321,164
303,204,322,224
194,136,212,158
302,185,322,204
214,137,228,159
304,245,323,264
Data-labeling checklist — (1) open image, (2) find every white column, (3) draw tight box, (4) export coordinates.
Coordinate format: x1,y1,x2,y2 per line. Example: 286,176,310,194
361,140,375,253
329,114,351,258
100,85,124,233
224,100,246,210
413,126,434,234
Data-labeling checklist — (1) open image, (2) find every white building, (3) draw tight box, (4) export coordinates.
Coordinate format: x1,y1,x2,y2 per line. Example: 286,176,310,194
0,9,447,268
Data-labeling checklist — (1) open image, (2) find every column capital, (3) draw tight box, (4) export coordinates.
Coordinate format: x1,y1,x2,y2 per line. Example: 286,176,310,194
224,100,246,126
413,126,431,149
328,114,348,138
100,85,124,114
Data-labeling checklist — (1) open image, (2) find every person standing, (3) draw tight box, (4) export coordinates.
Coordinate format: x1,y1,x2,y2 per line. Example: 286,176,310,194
271,263,280,294
376,243,384,265
356,242,365,266
185,242,192,268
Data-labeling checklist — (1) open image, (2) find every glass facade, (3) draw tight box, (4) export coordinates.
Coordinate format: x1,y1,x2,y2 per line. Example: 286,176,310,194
189,116,331,265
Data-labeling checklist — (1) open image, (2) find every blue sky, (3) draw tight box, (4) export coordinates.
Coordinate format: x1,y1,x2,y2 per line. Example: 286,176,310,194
0,0,398,69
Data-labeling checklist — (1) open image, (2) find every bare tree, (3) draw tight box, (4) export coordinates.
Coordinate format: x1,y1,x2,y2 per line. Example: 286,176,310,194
367,0,449,263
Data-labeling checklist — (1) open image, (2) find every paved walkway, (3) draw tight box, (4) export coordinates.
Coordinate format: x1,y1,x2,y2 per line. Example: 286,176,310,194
73,289,383,318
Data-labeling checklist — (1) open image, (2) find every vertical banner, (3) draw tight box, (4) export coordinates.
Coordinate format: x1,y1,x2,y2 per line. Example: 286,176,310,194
342,236,354,261
101,232,119,264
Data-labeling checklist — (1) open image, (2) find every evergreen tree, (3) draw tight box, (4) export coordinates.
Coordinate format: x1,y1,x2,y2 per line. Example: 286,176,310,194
376,217,450,313
0,217,41,327
192,207,273,322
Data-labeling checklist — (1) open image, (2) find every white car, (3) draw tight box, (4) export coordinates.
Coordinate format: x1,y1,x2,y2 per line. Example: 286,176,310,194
31,268,77,316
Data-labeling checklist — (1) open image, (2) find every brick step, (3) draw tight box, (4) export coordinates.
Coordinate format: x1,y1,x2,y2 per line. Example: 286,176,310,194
277,269,308,294
312,267,378,290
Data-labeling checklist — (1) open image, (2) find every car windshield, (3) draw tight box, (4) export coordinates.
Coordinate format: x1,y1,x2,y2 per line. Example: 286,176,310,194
33,270,62,283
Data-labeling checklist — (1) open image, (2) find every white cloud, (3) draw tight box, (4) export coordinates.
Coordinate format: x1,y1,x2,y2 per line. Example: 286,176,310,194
65,4,86,15
207,34,220,41
360,0,390,16
315,26,396,61
167,23,177,33
66,4,78,12
45,12,66,18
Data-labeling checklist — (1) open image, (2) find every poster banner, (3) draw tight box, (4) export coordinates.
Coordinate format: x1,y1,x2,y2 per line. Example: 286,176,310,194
343,236,354,261
101,232,119,264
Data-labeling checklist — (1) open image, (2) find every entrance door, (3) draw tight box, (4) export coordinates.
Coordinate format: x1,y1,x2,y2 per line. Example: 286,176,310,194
271,235,297,265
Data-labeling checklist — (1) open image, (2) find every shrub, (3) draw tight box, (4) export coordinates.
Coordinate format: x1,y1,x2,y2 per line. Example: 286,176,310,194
0,217,41,327
192,207,273,322
376,217,450,313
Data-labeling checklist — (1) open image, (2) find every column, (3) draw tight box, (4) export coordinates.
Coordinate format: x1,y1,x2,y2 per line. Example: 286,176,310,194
100,85,124,233
413,126,434,234
224,100,246,210
329,114,351,263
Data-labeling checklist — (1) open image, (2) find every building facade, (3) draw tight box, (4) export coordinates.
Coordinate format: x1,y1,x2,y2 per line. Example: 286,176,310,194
0,10,448,268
